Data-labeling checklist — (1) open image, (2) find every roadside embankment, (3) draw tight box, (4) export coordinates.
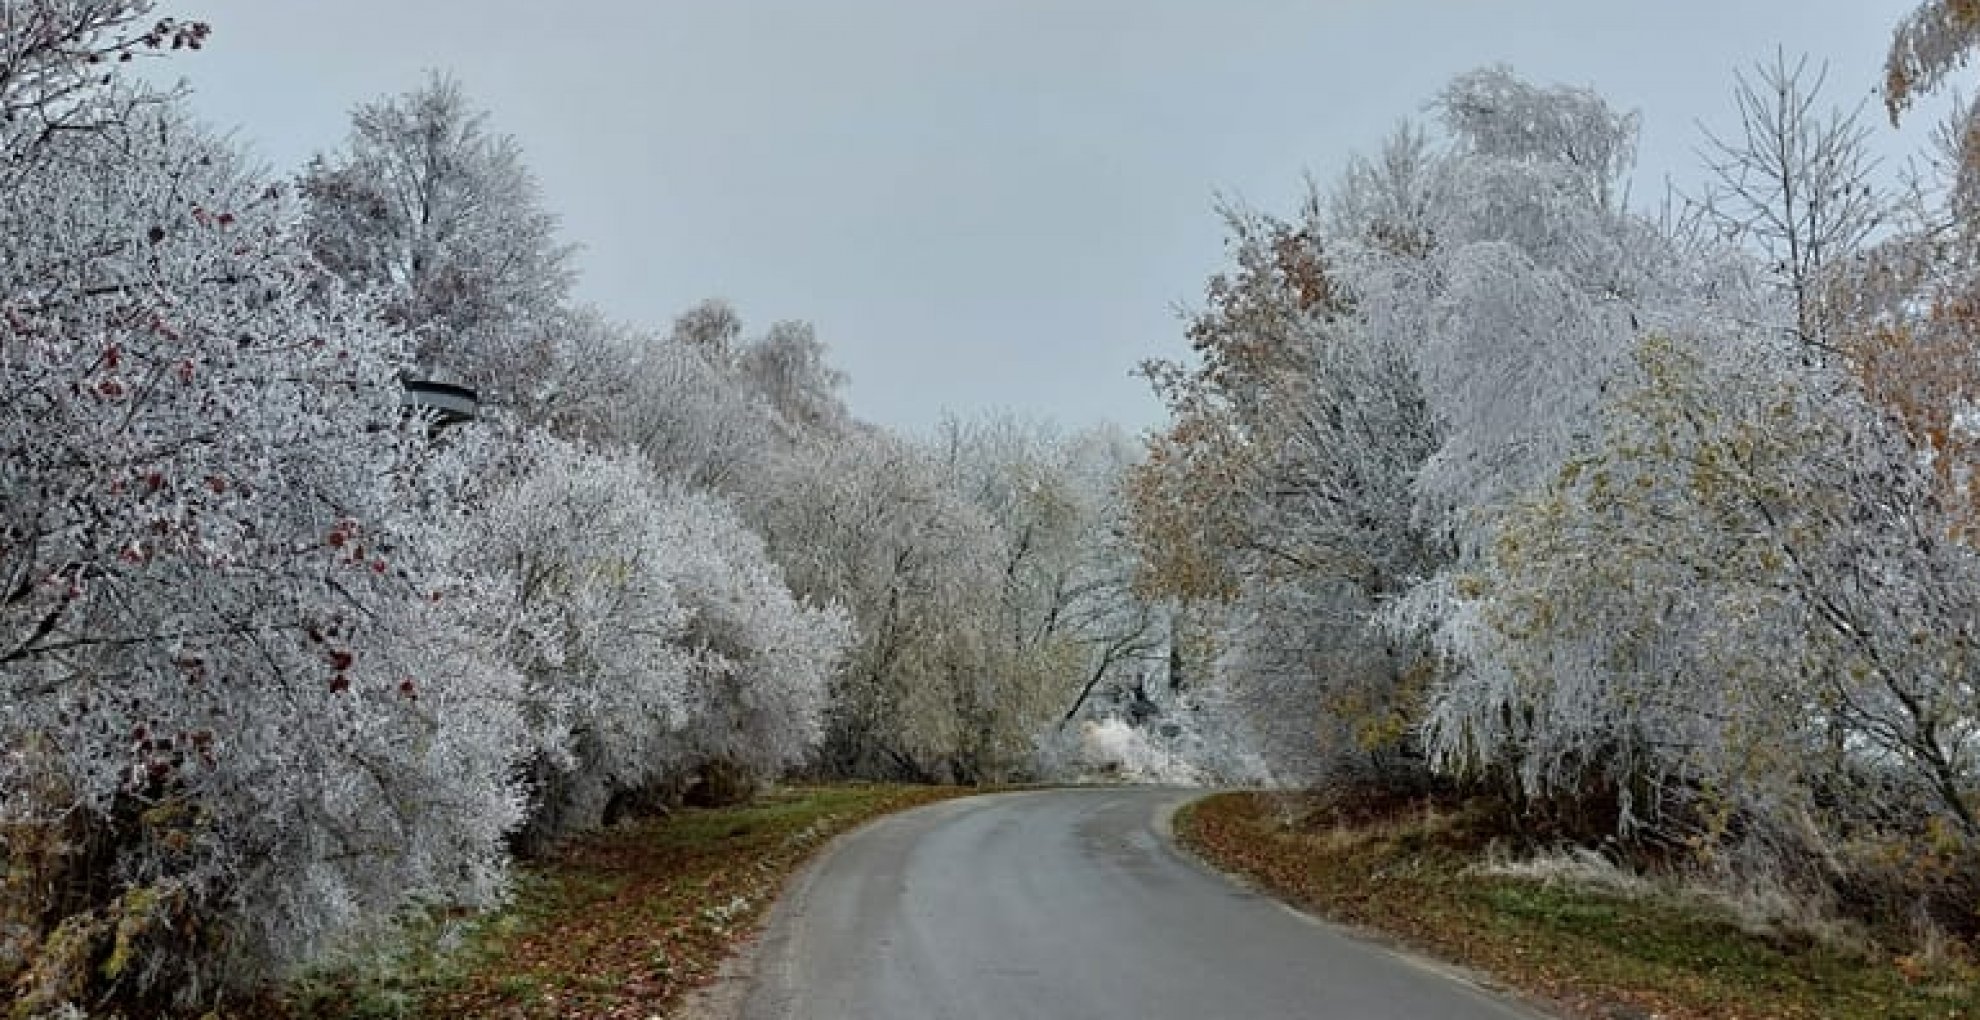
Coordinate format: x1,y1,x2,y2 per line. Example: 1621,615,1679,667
269,784,972,1020
1178,791,1980,1020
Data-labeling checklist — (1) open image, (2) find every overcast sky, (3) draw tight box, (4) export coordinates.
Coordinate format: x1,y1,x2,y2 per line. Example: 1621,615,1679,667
161,1,1947,434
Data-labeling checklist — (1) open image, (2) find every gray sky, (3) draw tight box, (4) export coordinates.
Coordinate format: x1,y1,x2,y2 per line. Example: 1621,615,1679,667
162,0,1946,434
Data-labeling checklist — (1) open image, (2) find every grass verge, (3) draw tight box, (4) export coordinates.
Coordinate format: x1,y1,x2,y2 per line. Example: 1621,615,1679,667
271,783,970,1020
1176,792,1980,1020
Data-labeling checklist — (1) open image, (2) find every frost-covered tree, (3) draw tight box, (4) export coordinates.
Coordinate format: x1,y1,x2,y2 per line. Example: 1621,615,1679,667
1337,72,1691,801
737,319,851,440
1390,68,1657,523
532,302,845,493
1126,204,1346,781
755,432,1015,781
1226,217,1443,784
1445,326,1979,870
1130,69,1675,787
933,417,1161,734
301,73,574,389
599,312,780,490
500,299,1038,786
1846,12,1980,546
1887,3,1980,238
670,297,744,362
470,304,772,490
1888,1,1980,124
1130,193,1449,784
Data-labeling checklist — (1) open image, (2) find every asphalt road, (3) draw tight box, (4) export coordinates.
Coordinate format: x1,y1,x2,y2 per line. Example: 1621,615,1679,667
742,787,1543,1020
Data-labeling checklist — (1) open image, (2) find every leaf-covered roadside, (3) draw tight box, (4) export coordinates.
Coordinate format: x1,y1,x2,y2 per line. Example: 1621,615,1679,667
1176,792,1980,1020
271,785,971,1020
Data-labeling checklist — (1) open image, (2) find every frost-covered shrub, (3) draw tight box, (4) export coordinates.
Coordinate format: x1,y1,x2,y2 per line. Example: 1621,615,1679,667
468,438,848,839
466,439,691,841
647,487,851,793
1075,719,1199,784
1034,692,1268,788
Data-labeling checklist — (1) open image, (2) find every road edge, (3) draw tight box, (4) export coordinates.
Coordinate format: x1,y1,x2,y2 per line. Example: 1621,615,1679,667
1156,790,1561,1020
672,791,997,1020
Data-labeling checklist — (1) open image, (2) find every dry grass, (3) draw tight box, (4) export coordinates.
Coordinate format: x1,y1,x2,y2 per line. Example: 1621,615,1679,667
1468,845,1656,899
1178,791,1980,1020
265,784,970,1020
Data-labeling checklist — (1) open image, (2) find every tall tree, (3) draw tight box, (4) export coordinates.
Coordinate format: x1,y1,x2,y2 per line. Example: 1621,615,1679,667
302,73,574,389
1857,8,1980,541
737,319,851,439
1697,51,1883,349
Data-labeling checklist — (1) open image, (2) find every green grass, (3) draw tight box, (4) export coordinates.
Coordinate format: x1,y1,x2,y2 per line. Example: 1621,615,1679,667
1178,792,1980,1020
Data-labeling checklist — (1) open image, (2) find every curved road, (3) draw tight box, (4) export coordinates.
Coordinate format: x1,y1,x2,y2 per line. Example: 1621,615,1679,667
742,787,1542,1020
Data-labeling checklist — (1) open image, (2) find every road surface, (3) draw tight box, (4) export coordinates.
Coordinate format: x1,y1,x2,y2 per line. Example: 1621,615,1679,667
742,787,1542,1020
